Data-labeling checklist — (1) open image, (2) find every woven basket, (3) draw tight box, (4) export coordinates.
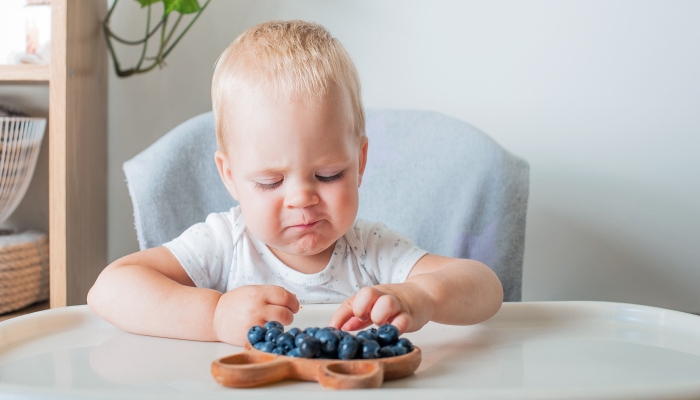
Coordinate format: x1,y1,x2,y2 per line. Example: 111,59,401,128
0,231,49,314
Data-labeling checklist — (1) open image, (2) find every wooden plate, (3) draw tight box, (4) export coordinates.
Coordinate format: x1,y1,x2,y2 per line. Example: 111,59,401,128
211,342,422,389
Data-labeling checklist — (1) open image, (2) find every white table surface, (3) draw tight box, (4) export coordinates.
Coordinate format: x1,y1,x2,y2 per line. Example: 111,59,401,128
1,302,700,399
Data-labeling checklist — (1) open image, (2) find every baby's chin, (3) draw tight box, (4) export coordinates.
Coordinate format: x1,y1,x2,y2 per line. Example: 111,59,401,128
284,238,334,256
272,232,338,256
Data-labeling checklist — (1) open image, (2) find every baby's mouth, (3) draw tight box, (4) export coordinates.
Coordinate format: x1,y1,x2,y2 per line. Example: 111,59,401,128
291,220,319,229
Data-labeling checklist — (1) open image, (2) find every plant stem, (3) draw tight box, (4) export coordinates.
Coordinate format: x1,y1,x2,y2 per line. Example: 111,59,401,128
105,19,165,46
103,0,124,76
104,2,133,77
103,0,164,46
162,0,211,60
163,14,183,50
135,4,152,70
103,0,210,77
156,12,169,66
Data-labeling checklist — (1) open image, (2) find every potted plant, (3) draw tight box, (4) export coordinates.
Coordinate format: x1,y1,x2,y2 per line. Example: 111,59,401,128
103,0,211,77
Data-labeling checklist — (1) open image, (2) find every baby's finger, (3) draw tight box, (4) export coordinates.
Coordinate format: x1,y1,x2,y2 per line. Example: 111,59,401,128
351,287,384,322
265,304,295,326
388,311,413,334
328,301,355,329
340,316,373,332
263,286,300,313
369,294,402,326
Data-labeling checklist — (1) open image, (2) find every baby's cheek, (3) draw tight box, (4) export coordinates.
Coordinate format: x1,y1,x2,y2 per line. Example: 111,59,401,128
331,184,359,223
244,195,284,238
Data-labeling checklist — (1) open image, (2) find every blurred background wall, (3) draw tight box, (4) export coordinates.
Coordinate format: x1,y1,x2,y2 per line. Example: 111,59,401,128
105,0,700,312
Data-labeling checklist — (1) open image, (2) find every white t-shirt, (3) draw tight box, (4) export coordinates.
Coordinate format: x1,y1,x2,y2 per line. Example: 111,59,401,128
163,206,428,304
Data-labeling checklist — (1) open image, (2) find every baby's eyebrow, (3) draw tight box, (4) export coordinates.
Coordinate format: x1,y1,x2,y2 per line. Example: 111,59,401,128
247,168,285,175
245,167,286,177
315,160,350,170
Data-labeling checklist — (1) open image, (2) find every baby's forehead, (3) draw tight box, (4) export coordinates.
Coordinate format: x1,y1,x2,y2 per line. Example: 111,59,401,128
222,88,356,142
223,119,359,151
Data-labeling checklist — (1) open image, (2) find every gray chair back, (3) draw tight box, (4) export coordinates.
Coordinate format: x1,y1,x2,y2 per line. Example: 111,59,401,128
123,109,529,301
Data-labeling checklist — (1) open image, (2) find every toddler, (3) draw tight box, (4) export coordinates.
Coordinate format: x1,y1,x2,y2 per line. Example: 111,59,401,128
88,20,503,346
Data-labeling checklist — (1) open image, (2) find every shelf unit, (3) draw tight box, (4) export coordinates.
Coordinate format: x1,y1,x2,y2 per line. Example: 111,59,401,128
0,65,50,82
0,0,107,309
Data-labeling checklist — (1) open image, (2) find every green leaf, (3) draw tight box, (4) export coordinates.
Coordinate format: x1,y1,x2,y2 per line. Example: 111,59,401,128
135,0,161,7
163,0,200,15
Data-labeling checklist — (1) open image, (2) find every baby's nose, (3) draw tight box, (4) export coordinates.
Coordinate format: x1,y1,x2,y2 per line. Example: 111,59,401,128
284,182,320,209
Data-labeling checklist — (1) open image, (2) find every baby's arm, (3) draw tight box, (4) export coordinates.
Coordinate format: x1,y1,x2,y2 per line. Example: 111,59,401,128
87,246,299,345
329,255,503,333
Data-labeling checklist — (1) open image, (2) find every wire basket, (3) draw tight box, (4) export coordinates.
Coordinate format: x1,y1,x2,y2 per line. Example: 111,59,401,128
0,117,46,226
0,117,48,314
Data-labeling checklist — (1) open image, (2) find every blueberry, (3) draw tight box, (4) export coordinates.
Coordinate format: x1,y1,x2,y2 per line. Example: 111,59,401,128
287,348,302,357
378,346,396,358
294,332,310,348
395,338,414,352
315,328,341,358
361,340,380,359
265,321,284,331
271,346,286,355
247,325,267,344
288,327,302,337
265,327,283,343
254,341,276,353
338,335,359,360
338,330,352,339
321,327,341,338
299,336,322,358
377,324,400,346
392,345,408,356
303,327,320,336
275,332,295,353
354,336,367,358
357,328,378,342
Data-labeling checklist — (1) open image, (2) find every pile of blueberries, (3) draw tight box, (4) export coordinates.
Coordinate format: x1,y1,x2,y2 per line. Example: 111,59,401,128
248,321,414,360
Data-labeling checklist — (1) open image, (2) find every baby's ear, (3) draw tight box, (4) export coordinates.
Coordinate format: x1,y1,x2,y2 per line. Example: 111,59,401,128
214,150,239,200
357,137,369,187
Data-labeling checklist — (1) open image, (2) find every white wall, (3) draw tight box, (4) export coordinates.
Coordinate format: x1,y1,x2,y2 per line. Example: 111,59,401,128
107,0,700,312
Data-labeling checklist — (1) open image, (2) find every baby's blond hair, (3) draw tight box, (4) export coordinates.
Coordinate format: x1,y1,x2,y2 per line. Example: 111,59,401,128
211,20,365,149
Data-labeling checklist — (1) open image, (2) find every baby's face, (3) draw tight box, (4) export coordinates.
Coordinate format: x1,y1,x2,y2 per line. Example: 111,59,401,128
215,86,367,261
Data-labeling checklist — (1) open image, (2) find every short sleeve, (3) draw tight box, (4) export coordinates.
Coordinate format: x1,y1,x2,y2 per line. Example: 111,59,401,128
355,220,428,284
162,212,235,292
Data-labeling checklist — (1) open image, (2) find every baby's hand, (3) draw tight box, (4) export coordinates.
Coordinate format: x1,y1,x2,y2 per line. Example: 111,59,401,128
213,285,299,345
328,283,434,334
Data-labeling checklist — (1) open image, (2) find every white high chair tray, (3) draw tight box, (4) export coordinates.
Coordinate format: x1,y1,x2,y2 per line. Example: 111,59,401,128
1,302,699,399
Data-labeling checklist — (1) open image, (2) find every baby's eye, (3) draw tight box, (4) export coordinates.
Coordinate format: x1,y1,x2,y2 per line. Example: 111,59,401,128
316,171,345,182
255,180,283,190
